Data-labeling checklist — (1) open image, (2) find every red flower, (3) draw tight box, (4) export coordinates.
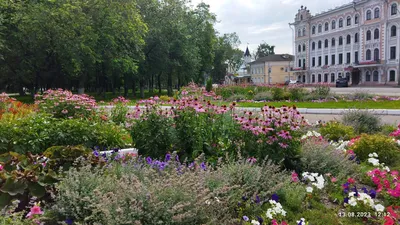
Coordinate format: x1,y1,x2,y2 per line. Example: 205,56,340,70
384,216,395,225
347,178,355,184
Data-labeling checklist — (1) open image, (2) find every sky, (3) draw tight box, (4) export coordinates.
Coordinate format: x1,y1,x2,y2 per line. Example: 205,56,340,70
190,0,354,56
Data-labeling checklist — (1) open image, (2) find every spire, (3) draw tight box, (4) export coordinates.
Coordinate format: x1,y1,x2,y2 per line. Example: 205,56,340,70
244,46,251,57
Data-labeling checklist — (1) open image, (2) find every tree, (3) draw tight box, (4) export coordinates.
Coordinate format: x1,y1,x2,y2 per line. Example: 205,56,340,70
255,42,275,60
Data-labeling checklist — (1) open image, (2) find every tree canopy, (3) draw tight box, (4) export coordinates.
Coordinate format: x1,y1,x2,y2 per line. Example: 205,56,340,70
254,42,275,60
0,0,242,97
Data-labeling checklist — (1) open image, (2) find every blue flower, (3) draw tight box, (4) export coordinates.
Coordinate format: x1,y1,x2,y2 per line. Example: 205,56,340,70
165,153,171,162
175,154,180,162
242,196,248,201
255,195,261,204
361,187,368,193
65,218,73,225
189,162,195,168
146,157,152,165
257,216,264,224
243,216,249,221
369,189,376,199
344,197,349,203
200,162,206,171
271,193,279,202
93,150,99,157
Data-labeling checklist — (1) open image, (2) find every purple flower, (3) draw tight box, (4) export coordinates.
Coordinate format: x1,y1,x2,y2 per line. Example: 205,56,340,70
257,216,264,224
65,219,73,225
175,154,180,162
243,216,249,221
271,193,279,202
93,150,99,157
344,197,349,204
188,162,195,168
369,189,376,198
255,195,261,204
165,153,171,162
200,162,206,171
362,187,368,194
242,196,248,201
146,157,152,165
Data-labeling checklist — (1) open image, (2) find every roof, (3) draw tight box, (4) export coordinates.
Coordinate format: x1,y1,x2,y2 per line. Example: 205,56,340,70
244,47,251,57
249,54,294,65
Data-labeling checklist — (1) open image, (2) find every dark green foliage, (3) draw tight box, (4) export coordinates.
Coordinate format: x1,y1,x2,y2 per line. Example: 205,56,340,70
342,110,381,134
319,121,355,141
206,77,213,92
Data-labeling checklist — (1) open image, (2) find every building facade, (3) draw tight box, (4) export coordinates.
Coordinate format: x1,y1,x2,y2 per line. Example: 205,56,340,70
249,54,295,84
290,0,400,86
224,47,252,85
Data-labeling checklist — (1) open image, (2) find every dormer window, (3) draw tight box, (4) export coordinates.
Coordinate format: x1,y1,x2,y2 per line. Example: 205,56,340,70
355,15,359,24
392,4,398,15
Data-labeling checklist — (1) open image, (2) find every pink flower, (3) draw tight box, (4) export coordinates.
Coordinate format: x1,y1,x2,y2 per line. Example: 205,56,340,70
291,172,299,182
348,178,355,184
331,177,337,183
61,109,68,114
26,205,43,218
0,164,3,171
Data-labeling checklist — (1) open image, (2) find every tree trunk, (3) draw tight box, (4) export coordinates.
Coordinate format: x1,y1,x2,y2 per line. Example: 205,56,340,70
124,74,128,97
158,72,162,94
132,77,136,97
140,78,145,99
78,73,86,94
167,71,173,96
177,73,181,91
149,74,154,94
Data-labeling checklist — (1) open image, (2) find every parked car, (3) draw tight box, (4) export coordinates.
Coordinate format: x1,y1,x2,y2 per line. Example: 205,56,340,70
285,80,302,85
336,77,349,87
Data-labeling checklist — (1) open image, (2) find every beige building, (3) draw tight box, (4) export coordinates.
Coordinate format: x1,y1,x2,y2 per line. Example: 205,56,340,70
249,54,295,84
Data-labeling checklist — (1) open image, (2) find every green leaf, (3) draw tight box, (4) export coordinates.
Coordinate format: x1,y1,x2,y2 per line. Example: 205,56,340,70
28,182,46,198
0,192,12,209
38,172,59,185
0,178,27,196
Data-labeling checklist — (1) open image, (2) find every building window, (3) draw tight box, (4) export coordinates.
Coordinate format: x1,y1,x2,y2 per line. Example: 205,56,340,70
347,16,351,26
339,53,343,64
325,55,328,65
298,29,301,37
331,55,335,65
303,44,306,51
391,46,396,59
366,10,372,20
302,28,306,36
312,75,315,83
331,38,335,46
325,22,329,31
366,71,371,81
390,70,396,82
312,42,315,50
366,30,371,40
346,52,351,64
318,56,322,66
318,41,322,49
332,20,336,29
301,15,303,20
374,29,379,39
303,59,306,68
355,51,359,63
374,48,379,61
324,39,328,48
355,15,359,24
298,45,301,53
391,25,397,37
373,71,379,81
318,24,322,33
346,35,351,44
298,59,301,67
324,73,328,82
312,57,315,67
374,8,380,18
338,18,343,28
339,36,343,45
331,73,335,82
355,33,359,43
366,49,372,60
312,26,316,34
392,4,398,16
318,74,322,83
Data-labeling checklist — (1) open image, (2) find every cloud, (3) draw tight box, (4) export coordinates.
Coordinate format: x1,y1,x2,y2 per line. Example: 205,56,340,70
190,0,354,55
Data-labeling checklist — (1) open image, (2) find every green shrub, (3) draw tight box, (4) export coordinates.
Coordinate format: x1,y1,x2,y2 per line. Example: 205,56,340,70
380,124,397,136
206,77,213,92
349,91,373,100
342,110,381,134
300,139,359,179
110,103,129,125
253,91,273,101
319,121,355,141
313,84,330,98
227,94,246,102
288,87,308,101
351,134,400,166
276,183,307,214
271,87,289,100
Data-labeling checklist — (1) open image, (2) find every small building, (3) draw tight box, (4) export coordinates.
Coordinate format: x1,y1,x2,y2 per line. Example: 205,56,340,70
249,54,295,84
224,47,252,85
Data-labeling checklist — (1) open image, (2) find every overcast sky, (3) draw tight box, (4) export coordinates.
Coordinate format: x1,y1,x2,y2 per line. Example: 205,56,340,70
190,0,354,55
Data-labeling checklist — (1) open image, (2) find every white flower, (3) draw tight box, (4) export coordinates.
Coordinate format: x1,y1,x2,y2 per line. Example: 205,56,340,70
306,186,313,193
375,204,385,212
214,197,220,203
296,218,306,225
373,152,378,158
368,158,380,166
368,153,374,158
311,172,319,177
269,200,277,205
266,210,273,219
205,200,211,205
349,192,356,197
348,197,357,206
251,220,260,225
384,166,391,172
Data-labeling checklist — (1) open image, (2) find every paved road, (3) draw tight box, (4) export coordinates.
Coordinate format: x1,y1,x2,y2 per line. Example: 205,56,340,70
305,87,400,96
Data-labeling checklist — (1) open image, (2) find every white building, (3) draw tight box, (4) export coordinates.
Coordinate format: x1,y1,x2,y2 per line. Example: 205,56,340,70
290,0,400,86
224,47,252,85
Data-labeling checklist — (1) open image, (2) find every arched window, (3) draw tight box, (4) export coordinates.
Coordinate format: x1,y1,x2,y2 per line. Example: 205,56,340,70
347,16,351,26
374,48,379,60
325,22,329,31
389,70,396,82
318,74,322,83
339,18,343,28
366,10,372,20
366,49,372,60
346,35,351,44
312,26,316,34
374,8,380,18
355,33,359,43
391,25,397,37
331,73,335,82
302,28,306,36
298,59,301,67
324,73,328,82
318,24,322,33
312,42,315,50
302,75,306,83
318,41,322,49
355,15,359,24
339,36,343,45
312,75,315,83
392,4,398,16
373,71,379,81
298,29,301,37
303,44,306,51
374,28,379,39
298,45,301,53
324,39,328,48
331,38,336,46
332,20,336,29
366,30,371,41
301,15,303,20
366,71,371,81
